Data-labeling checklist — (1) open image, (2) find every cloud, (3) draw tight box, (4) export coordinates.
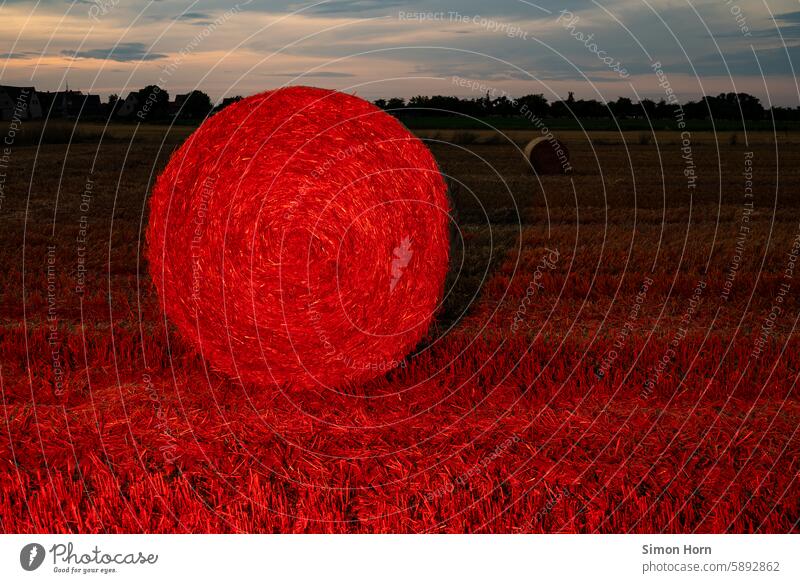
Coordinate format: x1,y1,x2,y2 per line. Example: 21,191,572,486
172,11,215,25
0,51,36,59
775,10,800,23
687,44,800,78
299,0,408,15
174,11,213,20
293,0,587,18
61,42,167,62
264,70,356,77
740,10,800,39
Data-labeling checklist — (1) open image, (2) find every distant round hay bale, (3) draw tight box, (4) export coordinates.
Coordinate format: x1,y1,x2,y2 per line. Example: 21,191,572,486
524,136,571,174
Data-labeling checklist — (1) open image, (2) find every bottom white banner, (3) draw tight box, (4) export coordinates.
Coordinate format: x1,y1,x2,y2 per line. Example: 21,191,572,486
1,534,797,582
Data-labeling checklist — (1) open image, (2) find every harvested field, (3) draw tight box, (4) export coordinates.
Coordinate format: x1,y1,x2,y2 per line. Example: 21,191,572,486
0,127,798,532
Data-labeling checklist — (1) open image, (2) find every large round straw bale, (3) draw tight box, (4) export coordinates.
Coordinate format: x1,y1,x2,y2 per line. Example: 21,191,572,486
524,136,571,174
147,86,450,390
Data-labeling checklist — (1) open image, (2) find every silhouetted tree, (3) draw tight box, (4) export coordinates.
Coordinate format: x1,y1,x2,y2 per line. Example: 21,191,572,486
549,99,570,118
572,98,609,118
135,85,169,121
106,94,119,116
772,105,800,122
385,97,406,111
610,96,635,118
639,98,657,119
179,90,213,120
517,94,549,118
493,95,516,117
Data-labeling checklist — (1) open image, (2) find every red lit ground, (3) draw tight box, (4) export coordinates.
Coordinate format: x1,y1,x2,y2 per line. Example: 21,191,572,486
1,129,798,532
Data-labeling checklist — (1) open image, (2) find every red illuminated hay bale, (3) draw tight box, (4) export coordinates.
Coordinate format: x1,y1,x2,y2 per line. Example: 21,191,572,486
524,136,571,174
147,86,450,389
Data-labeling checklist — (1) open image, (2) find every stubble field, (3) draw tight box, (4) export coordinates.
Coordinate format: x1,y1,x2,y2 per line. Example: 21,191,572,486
1,125,798,532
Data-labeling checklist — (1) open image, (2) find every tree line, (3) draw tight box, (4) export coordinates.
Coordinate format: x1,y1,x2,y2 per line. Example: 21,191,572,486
87,86,799,124
374,91,800,122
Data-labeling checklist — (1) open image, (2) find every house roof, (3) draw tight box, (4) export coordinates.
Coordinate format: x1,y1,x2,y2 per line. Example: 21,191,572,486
0,85,37,103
